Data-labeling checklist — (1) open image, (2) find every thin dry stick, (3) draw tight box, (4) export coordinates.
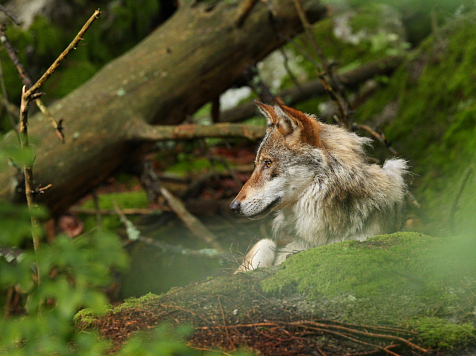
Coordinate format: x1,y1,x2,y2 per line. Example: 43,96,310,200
292,0,351,125
17,9,102,284
235,0,261,27
111,199,229,260
0,4,20,26
291,321,428,354
218,295,236,350
197,321,427,354
25,9,101,99
71,207,153,215
299,325,402,356
159,185,224,252
19,86,41,283
0,92,19,119
0,25,33,87
278,47,303,92
0,25,68,142
353,124,398,156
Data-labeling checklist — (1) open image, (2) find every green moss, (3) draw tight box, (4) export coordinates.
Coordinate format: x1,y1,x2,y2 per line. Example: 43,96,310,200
260,232,476,325
166,157,227,177
350,5,381,32
81,191,149,211
112,292,161,313
407,317,476,349
79,191,149,231
74,292,162,329
261,232,427,298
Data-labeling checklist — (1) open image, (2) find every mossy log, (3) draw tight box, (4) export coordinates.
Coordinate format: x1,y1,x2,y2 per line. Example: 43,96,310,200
76,232,476,355
0,0,327,215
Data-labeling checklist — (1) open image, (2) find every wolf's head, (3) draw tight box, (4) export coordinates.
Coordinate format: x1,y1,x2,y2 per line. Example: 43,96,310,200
229,100,326,219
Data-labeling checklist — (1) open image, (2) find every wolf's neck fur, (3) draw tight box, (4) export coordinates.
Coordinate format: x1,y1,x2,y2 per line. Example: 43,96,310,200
272,124,404,247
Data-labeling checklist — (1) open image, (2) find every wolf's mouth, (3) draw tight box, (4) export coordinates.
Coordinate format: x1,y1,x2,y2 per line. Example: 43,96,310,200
248,197,282,220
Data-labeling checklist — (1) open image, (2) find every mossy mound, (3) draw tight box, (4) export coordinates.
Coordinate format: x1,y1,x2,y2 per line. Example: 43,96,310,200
77,232,476,354
261,232,476,327
406,317,476,350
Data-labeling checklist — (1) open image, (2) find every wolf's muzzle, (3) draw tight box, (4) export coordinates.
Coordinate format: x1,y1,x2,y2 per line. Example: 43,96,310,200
229,200,241,213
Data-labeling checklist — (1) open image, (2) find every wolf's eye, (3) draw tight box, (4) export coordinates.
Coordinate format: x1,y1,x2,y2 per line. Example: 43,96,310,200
264,160,272,169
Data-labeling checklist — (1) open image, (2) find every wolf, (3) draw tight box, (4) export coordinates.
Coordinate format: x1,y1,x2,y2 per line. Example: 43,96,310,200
230,100,407,272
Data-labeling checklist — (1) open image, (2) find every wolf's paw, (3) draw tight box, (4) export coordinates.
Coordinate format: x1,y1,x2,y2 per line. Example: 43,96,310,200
235,239,277,273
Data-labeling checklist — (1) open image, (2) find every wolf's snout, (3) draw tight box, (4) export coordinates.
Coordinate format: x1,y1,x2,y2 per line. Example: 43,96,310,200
229,200,241,212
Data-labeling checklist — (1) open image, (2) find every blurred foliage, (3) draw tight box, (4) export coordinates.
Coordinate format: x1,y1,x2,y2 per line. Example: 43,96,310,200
0,0,163,133
0,145,231,354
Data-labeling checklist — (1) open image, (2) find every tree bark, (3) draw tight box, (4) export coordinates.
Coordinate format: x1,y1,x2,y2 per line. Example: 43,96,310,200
0,0,327,215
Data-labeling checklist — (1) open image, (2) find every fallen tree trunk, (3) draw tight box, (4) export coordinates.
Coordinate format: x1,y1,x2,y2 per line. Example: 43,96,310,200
220,55,403,123
0,0,327,215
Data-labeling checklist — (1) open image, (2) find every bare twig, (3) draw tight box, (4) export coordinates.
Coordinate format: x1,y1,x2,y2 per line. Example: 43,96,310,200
35,100,65,142
159,185,224,252
0,92,20,119
0,5,20,26
240,65,275,104
235,0,261,27
218,295,236,350
278,47,303,92
220,56,403,123
352,124,397,156
197,320,428,354
131,122,266,142
0,25,67,141
19,85,41,283
211,96,220,123
25,9,101,99
0,25,33,88
292,0,351,125
111,200,229,260
137,160,224,252
71,207,153,215
16,9,102,285
291,320,428,354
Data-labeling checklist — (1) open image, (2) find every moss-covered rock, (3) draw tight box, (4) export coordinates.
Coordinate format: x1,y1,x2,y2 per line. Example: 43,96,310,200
261,232,476,326
406,317,476,349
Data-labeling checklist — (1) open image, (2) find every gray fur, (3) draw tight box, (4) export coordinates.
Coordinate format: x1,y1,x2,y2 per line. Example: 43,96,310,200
231,103,408,272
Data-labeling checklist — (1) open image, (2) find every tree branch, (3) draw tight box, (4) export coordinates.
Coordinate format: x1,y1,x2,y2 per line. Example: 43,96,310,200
220,56,403,123
0,25,67,141
131,122,266,142
24,9,101,100
16,9,102,284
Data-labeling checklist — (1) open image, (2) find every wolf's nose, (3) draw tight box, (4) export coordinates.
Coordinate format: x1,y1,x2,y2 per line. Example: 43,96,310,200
229,200,241,212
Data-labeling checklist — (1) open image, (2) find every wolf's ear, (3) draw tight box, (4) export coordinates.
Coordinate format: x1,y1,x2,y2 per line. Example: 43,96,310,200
255,100,277,126
273,101,323,148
